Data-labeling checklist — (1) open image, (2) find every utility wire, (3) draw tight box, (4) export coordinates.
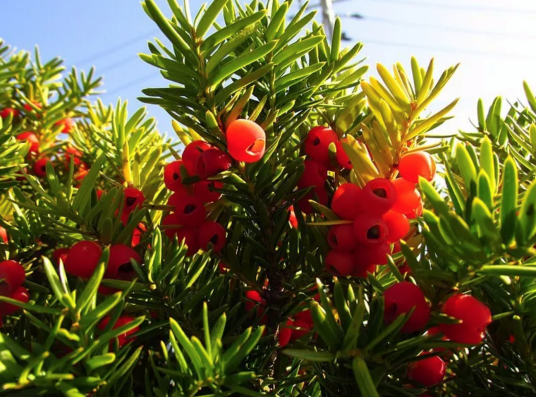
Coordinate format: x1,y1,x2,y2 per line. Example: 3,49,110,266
365,0,536,15
74,29,159,66
363,38,533,59
104,73,158,97
363,15,536,39
98,55,139,74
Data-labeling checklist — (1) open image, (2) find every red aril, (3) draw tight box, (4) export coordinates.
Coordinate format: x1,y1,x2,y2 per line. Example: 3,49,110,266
297,160,327,189
327,224,357,251
182,140,214,175
331,183,362,220
360,178,397,215
382,211,410,244
384,281,430,333
439,294,491,344
325,250,354,276
391,178,421,214
226,119,266,163
304,126,338,165
335,139,352,170
399,151,436,183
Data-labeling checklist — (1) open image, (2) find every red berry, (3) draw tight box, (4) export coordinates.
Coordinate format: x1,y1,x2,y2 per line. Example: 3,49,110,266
360,178,397,215
335,139,352,170
105,244,141,280
172,195,206,227
353,243,389,277
291,318,312,341
279,319,293,347
331,183,362,220
218,262,229,273
295,309,313,325
54,117,74,133
96,189,104,200
297,160,327,189
65,241,102,279
392,179,421,214
325,250,354,276
304,126,338,165
382,211,410,244
1,286,29,316
196,149,232,178
352,262,376,278
123,188,145,214
178,227,200,256
0,260,25,296
0,226,7,243
226,119,266,163
0,108,20,119
52,248,70,266
23,102,42,113
182,140,214,175
74,167,89,183
399,152,436,184
245,290,267,323
407,356,446,386
353,213,388,245
16,132,40,154
384,282,430,333
98,315,139,348
193,180,222,203
198,221,226,253
164,160,187,191
439,294,491,344
130,223,146,247
296,187,328,214
327,224,357,251
162,215,199,255
167,190,190,208
162,213,181,238
289,206,298,228
64,146,84,170
405,199,424,219
33,157,50,178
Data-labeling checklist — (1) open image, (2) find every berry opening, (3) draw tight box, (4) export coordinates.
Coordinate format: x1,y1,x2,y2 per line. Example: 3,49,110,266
328,264,341,276
384,301,398,323
184,204,197,214
126,197,136,206
313,137,321,146
246,139,265,155
118,262,133,273
172,172,179,180
210,234,218,244
367,225,382,240
373,188,387,198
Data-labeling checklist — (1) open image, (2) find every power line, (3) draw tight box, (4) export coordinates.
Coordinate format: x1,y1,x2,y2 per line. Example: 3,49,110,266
363,15,536,39
365,0,536,15
98,55,138,74
363,38,533,59
74,29,159,66
104,73,159,97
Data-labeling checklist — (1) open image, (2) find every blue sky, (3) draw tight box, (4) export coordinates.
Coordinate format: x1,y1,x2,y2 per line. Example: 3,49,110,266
3,0,536,136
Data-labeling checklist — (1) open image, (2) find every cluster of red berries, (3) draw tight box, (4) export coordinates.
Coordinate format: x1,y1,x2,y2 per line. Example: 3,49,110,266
323,177,417,277
245,290,317,348
54,188,146,292
2,103,77,180
383,282,492,342
61,241,141,294
0,260,29,323
382,281,491,389
161,139,230,256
